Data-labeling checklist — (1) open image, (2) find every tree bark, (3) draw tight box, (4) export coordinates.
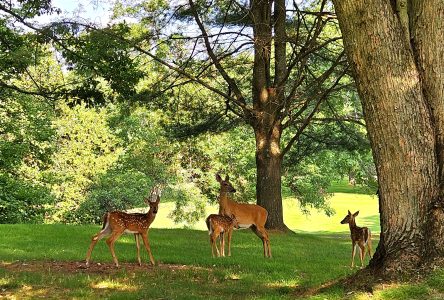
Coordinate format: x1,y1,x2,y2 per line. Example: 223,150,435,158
255,122,286,230
332,0,440,275
249,0,287,230
409,0,444,256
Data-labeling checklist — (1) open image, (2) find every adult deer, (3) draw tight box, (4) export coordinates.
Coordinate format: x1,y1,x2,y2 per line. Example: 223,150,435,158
340,210,372,268
216,174,271,257
85,186,161,267
205,214,239,257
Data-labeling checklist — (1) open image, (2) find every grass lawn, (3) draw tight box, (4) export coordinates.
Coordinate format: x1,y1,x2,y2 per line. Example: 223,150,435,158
1,187,443,299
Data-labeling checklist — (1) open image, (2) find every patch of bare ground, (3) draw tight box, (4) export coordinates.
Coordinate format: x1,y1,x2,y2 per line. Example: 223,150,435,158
1,260,208,275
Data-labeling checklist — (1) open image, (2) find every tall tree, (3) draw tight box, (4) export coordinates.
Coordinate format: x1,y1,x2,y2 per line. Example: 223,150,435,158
331,0,444,276
111,0,352,229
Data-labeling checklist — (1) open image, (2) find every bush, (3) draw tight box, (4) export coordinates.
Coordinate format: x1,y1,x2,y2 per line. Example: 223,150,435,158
68,169,154,224
0,174,54,223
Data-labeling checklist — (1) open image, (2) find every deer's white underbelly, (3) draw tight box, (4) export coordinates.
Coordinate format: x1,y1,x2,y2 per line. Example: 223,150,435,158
238,224,253,229
124,229,139,234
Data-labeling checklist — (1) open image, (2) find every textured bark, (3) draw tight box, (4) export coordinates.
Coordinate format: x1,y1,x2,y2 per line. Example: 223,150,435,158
410,0,444,256
255,123,286,230
250,0,287,230
332,0,440,274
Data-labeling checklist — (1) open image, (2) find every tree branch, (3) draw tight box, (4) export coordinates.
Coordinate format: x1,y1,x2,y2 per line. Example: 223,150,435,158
281,66,348,156
188,0,249,113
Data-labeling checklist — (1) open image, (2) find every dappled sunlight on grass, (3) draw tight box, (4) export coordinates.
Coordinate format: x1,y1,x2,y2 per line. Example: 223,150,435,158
91,279,138,291
266,278,300,289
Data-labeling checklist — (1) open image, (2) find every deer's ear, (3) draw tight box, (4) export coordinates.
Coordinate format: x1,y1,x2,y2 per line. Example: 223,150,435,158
225,175,230,181
353,211,360,217
348,210,352,215
216,174,222,182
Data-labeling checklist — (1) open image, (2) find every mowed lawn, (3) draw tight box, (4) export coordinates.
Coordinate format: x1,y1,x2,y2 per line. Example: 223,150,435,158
1,188,444,299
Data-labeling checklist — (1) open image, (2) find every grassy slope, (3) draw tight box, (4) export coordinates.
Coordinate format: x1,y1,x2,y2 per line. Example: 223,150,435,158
0,184,443,299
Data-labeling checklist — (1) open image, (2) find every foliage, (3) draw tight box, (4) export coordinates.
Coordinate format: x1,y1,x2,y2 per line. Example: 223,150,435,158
0,92,55,223
70,107,170,224
0,174,53,223
0,0,377,226
48,102,123,223
57,23,145,104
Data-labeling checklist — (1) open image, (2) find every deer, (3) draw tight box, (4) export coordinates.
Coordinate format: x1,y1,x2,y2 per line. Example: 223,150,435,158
340,210,373,268
215,174,271,257
85,186,161,268
205,214,239,257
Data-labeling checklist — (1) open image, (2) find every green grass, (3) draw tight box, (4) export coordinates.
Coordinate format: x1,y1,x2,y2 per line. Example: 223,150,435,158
327,179,377,195
0,187,443,299
0,224,358,299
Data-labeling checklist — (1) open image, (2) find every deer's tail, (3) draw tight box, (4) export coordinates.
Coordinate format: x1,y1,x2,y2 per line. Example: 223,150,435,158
205,216,213,235
101,212,109,230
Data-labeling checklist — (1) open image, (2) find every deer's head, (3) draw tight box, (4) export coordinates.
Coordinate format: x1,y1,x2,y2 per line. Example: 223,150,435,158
340,210,359,224
216,173,237,193
145,186,162,214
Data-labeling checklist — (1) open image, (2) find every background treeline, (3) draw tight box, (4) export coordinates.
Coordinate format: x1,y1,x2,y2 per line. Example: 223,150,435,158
0,0,376,225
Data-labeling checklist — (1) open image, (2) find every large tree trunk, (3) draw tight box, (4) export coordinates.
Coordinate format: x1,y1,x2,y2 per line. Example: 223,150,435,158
409,0,444,256
250,0,287,230
332,0,441,275
255,123,286,230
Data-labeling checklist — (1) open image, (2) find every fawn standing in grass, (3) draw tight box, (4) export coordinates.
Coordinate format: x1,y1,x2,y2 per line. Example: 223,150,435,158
85,186,161,267
340,210,372,268
206,214,239,257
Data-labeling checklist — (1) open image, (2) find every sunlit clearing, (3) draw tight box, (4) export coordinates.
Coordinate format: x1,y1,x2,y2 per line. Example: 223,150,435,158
266,279,300,288
225,273,241,280
0,277,11,285
91,280,137,291
353,292,373,300
18,285,50,298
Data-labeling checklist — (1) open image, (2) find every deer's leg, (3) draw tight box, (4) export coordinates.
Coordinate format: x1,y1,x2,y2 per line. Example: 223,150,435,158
106,230,124,267
135,234,142,266
252,225,271,258
351,242,356,268
211,230,221,257
358,243,365,268
85,227,111,267
220,232,225,257
141,232,155,266
210,234,216,257
227,229,232,257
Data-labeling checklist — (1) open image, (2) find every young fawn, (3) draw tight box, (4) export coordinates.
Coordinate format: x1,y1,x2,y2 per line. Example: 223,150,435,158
205,214,239,257
216,174,271,257
340,210,372,268
85,187,161,267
